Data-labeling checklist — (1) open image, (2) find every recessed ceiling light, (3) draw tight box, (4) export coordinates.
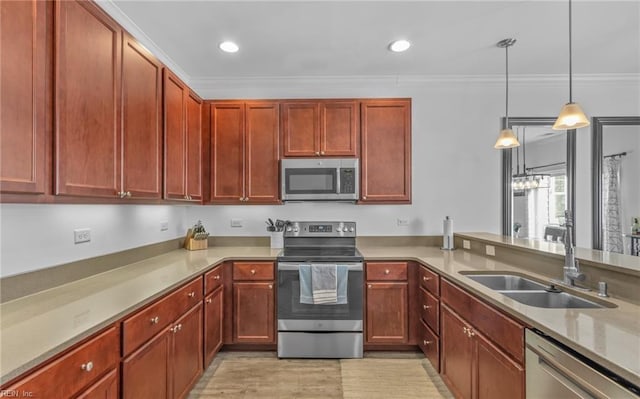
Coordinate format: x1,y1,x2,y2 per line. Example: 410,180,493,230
389,40,411,53
219,41,239,53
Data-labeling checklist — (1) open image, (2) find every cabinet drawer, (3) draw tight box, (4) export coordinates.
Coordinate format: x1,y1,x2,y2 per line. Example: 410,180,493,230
441,279,525,363
6,325,120,399
204,264,224,294
419,288,440,334
419,266,440,295
418,319,439,373
366,262,407,281
122,278,202,355
233,262,274,280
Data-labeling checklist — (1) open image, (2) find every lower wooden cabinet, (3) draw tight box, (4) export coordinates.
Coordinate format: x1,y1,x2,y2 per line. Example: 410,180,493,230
233,282,275,343
76,368,119,399
440,304,524,399
366,282,408,344
2,325,120,398
172,303,204,399
204,285,224,367
122,302,203,399
418,319,440,373
365,262,409,345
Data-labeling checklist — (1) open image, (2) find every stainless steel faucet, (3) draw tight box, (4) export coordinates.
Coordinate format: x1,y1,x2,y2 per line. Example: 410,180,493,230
562,210,586,287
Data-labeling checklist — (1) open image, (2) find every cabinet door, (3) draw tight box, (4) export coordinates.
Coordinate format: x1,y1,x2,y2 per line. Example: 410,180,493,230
245,102,280,203
121,33,162,199
475,332,524,399
210,103,245,203
163,69,187,200
281,102,319,157
172,303,203,399
320,101,358,156
365,282,408,344
360,99,411,203
233,282,275,343
122,327,171,399
441,305,473,399
0,0,48,195
55,0,121,197
185,91,203,201
75,368,118,399
204,286,224,367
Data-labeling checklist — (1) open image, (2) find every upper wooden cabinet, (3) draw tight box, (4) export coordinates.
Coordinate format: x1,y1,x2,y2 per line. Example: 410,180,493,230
281,100,359,157
0,0,49,195
209,101,280,204
360,99,411,203
54,0,122,198
121,33,162,199
163,70,202,202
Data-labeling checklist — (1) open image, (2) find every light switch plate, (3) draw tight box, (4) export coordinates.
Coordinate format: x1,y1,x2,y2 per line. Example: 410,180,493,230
485,245,496,256
160,221,169,231
463,240,471,249
230,219,243,228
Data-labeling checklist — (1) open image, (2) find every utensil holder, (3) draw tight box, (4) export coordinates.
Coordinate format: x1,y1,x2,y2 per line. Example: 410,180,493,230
270,231,283,249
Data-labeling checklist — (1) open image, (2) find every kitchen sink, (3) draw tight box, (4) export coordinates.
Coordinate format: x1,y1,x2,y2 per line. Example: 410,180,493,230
501,291,604,309
460,272,614,309
462,274,547,291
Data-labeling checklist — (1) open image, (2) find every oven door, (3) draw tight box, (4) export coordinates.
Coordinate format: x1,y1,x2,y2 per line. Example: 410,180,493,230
277,262,363,331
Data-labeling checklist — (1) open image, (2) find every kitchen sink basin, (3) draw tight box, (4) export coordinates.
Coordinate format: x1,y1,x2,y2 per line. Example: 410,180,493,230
501,291,604,309
460,272,614,309
463,274,547,291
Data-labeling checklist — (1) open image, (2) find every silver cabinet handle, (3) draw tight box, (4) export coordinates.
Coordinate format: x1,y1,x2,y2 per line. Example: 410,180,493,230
423,305,431,310
423,340,433,346
150,316,159,324
384,269,390,275
268,284,273,289
206,298,212,304
362,196,367,200
368,284,372,289
423,276,432,281
250,270,256,275
126,191,131,198
188,291,196,298
463,326,468,335
81,361,94,372
315,151,320,156
117,191,126,198
320,151,325,155
213,275,221,280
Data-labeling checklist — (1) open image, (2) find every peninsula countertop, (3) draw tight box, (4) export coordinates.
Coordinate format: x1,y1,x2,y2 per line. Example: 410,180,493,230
1,243,639,388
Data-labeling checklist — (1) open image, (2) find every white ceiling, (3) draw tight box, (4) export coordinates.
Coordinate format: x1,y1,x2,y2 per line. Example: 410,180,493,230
110,1,639,80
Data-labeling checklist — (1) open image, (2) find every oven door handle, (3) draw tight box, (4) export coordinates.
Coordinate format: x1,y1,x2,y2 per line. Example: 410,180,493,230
277,262,363,271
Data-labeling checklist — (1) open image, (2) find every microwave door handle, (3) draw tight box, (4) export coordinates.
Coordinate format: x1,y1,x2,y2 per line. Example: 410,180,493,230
336,169,341,195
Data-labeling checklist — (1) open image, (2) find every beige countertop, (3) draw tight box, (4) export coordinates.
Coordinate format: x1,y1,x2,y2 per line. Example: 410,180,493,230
1,243,639,389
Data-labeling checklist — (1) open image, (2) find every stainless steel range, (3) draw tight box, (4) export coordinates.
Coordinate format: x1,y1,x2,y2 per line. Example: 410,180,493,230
277,221,364,358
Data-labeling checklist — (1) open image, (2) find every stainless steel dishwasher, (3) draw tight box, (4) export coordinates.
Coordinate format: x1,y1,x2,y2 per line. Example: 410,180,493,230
526,329,640,398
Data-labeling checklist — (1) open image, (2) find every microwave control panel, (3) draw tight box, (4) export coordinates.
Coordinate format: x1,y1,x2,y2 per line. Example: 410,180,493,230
340,168,356,194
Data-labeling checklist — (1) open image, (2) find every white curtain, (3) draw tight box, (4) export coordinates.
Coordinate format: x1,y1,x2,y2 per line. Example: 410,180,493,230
603,158,624,253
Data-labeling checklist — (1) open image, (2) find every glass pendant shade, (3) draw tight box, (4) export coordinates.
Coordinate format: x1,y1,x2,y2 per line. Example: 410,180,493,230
494,128,520,149
552,102,590,130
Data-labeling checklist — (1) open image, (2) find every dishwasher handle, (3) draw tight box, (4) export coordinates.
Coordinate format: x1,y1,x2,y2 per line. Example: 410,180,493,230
538,356,597,399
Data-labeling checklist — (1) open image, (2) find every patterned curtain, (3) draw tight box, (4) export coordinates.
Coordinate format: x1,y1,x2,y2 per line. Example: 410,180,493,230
603,158,623,253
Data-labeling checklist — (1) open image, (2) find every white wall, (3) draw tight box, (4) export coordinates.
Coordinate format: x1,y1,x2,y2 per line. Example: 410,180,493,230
0,205,189,277
1,76,638,277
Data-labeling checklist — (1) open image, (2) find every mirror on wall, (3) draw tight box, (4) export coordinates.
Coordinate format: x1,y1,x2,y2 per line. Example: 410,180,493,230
501,117,575,244
592,117,640,256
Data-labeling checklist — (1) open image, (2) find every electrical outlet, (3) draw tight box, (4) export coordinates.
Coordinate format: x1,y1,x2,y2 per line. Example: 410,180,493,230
230,219,243,228
463,240,471,249
160,221,169,231
485,245,496,256
397,218,409,227
74,228,91,244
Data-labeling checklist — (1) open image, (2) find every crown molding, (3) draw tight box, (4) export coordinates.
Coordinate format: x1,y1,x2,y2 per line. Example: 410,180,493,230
190,73,640,96
95,0,191,84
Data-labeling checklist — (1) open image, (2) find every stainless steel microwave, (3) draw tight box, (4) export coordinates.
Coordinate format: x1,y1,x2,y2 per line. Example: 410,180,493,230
281,158,359,201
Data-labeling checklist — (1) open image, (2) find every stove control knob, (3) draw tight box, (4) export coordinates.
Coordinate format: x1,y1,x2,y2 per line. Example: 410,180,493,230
348,227,355,232
293,228,299,232
286,227,292,232
336,227,342,232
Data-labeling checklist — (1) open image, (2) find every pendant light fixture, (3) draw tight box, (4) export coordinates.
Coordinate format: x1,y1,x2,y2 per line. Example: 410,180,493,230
552,0,590,130
494,38,520,149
